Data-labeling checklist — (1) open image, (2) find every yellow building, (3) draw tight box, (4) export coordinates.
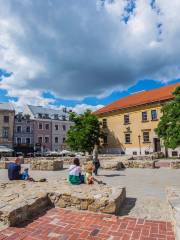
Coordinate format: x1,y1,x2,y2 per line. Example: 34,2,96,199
0,103,15,148
95,83,180,157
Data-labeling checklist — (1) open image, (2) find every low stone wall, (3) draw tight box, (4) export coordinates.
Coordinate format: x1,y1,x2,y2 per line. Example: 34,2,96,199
167,187,180,240
0,161,9,169
0,180,126,227
121,160,156,169
170,161,180,169
100,160,125,170
30,160,63,171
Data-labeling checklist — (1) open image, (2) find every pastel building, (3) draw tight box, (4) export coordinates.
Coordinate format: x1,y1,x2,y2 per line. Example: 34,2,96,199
13,113,34,154
95,83,180,157
0,103,15,148
23,105,73,152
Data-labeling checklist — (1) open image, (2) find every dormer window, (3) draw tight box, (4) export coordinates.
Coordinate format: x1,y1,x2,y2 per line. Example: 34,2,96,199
54,114,59,120
62,115,66,121
45,114,49,119
38,113,42,118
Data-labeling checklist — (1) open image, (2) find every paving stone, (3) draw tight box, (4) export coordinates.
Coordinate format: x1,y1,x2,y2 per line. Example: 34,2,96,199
0,208,175,240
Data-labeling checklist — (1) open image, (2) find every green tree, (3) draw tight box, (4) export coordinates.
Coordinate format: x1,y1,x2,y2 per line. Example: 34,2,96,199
66,110,102,154
155,86,180,149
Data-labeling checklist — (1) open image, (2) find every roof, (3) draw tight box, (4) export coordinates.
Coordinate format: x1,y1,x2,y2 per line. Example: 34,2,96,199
0,102,14,111
27,105,69,119
95,82,180,115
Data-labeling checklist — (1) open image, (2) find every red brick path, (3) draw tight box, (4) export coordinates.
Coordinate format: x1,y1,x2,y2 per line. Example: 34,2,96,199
0,208,175,240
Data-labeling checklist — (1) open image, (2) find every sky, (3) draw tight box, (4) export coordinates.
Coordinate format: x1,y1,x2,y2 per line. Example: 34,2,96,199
0,0,180,113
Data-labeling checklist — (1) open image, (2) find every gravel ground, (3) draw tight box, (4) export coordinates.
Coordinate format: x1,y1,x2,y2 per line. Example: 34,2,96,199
1,166,180,221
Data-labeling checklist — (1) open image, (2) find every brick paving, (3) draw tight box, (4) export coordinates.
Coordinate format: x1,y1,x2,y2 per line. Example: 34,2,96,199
0,208,175,240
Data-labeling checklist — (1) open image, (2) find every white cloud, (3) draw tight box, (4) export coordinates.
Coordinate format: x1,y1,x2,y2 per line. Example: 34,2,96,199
0,0,180,108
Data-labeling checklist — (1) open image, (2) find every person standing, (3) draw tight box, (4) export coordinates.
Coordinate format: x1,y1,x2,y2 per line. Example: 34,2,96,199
92,145,100,176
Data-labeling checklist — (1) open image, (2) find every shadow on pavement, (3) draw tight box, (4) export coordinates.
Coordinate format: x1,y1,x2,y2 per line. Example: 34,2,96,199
119,197,137,216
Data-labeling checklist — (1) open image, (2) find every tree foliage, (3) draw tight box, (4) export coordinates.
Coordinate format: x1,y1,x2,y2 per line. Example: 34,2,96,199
66,110,102,153
155,86,180,149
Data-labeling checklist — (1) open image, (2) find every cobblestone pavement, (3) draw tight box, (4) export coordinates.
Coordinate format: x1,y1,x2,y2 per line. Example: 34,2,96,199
0,208,175,240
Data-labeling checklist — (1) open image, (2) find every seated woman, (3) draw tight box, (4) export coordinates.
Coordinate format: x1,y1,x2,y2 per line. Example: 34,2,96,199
69,158,84,184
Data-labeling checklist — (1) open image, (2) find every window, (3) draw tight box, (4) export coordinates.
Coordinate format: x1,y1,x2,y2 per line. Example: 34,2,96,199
102,119,107,128
125,133,131,144
55,125,59,130
4,116,9,123
142,112,148,121
172,151,178,157
26,138,30,144
62,115,66,121
143,132,150,143
63,125,66,131
45,124,49,130
2,127,9,138
55,137,58,143
45,114,49,119
133,151,137,155
103,135,108,144
151,110,157,120
39,123,43,130
17,126,22,133
54,114,59,120
124,115,130,124
38,113,42,118
38,137,43,144
63,137,66,143
17,138,21,144
45,137,49,143
26,126,30,133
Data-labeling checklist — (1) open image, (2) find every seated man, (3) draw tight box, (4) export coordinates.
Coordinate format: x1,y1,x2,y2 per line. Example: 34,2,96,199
8,157,22,180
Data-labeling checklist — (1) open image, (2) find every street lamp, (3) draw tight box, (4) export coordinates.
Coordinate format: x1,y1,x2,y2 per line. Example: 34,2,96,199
138,134,141,155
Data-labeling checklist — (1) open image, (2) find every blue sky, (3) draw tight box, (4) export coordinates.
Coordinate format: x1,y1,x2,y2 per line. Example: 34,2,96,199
1,0,180,113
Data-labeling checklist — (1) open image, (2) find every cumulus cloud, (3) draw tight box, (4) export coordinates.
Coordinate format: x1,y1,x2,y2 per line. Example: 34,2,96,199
0,0,180,107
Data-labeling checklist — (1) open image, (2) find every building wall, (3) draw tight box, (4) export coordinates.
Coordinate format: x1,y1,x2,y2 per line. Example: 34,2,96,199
0,110,15,148
98,102,180,157
33,119,52,152
52,120,73,151
13,118,34,147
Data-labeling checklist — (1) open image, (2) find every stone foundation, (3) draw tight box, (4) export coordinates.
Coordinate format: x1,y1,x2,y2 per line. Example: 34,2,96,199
30,160,63,171
121,160,156,169
0,180,126,228
0,161,9,169
170,160,180,169
167,187,180,240
100,160,125,170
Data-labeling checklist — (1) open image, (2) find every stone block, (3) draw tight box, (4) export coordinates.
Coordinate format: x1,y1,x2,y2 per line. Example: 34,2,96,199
170,161,180,169
31,160,63,171
0,161,9,169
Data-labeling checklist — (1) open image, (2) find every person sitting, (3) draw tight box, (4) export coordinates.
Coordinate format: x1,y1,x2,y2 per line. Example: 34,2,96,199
21,168,34,181
85,163,94,184
8,157,22,180
69,158,84,184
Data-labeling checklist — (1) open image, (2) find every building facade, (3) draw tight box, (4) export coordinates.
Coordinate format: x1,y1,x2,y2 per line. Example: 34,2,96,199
95,83,180,157
13,113,34,154
0,103,15,148
23,105,73,153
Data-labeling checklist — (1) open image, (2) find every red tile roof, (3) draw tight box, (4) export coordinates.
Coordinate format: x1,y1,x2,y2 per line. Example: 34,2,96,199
95,82,180,115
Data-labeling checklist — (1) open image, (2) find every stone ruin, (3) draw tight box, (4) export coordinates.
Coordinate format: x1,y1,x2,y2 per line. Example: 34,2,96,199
0,180,126,228
167,187,180,240
30,159,63,171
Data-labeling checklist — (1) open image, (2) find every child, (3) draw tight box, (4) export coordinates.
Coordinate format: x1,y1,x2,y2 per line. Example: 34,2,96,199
21,168,34,181
69,158,84,184
85,163,94,184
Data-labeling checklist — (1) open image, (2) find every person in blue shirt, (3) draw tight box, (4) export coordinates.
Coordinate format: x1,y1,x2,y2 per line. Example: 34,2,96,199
8,157,22,180
21,168,30,180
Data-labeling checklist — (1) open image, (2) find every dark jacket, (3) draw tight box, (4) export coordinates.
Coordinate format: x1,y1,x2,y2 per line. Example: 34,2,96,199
8,162,21,180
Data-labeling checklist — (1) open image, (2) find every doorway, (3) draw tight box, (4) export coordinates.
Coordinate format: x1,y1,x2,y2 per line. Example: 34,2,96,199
153,138,161,152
